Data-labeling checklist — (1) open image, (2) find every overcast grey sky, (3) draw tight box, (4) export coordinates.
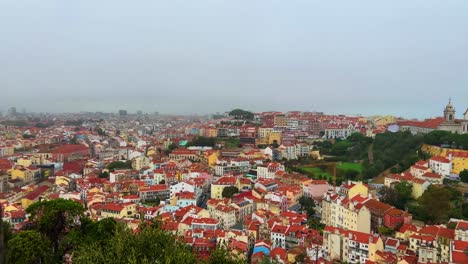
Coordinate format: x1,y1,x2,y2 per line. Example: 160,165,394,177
1,1,467,118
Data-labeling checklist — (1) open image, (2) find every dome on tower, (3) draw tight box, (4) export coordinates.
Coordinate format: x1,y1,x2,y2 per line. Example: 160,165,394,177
445,98,455,111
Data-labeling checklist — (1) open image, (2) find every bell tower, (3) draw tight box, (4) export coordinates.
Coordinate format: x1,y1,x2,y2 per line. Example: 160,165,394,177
444,98,456,122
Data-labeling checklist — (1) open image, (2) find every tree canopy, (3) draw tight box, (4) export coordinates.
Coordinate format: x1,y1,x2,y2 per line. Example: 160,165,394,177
7,199,242,264
107,160,132,171
460,169,468,183
409,185,466,223
26,199,85,253
379,181,413,210
222,186,239,198
423,130,468,150
6,230,52,264
299,196,316,217
228,109,254,120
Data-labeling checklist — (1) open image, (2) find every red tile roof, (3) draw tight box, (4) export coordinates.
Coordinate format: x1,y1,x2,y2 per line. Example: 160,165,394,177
430,156,451,163
23,185,50,200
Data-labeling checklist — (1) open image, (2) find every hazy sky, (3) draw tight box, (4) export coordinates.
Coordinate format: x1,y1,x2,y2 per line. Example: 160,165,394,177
1,1,467,118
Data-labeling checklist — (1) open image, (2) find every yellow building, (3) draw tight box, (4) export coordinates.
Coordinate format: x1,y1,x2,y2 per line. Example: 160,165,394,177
100,202,136,218
204,150,220,168
422,144,468,175
448,151,468,175
322,192,372,234
410,178,430,199
17,156,33,167
372,115,396,126
21,185,50,208
342,181,369,199
274,114,287,127
395,224,418,242
210,176,240,199
132,156,151,170
11,166,40,184
268,131,282,145
207,127,218,138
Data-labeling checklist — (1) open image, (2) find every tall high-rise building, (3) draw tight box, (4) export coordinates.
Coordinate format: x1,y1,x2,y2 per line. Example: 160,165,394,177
118,110,128,116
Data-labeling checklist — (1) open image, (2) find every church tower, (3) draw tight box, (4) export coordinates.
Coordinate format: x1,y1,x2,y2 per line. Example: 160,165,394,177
444,98,456,122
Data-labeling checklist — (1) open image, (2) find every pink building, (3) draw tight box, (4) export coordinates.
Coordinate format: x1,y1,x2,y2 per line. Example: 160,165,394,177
303,180,330,201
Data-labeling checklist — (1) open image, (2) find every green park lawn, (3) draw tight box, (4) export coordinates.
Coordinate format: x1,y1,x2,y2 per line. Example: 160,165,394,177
299,167,332,179
336,162,363,173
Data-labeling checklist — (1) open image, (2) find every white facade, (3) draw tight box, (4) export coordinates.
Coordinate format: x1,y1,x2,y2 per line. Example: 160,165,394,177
325,124,356,139
170,182,195,197
428,157,452,177
257,163,285,179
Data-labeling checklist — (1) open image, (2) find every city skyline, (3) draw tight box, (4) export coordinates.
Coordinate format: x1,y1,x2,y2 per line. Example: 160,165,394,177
1,1,467,118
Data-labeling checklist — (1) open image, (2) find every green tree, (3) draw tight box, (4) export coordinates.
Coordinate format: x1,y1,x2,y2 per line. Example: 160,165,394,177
228,109,254,120
208,246,244,264
107,160,132,171
26,199,85,254
222,186,239,198
460,169,468,183
299,196,316,217
6,230,52,264
415,186,461,223
164,143,178,155
377,226,394,236
394,181,413,209
344,169,359,180
98,171,110,178
74,224,198,264
379,181,412,210
187,137,216,148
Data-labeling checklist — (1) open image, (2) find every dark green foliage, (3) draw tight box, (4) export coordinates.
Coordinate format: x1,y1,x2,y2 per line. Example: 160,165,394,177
22,133,35,139
409,186,465,223
6,230,53,264
363,131,424,179
187,137,216,147
460,169,468,183
208,246,244,264
35,122,54,128
379,181,413,210
223,138,241,149
98,171,110,178
5,198,241,264
107,160,132,171
307,217,325,232
2,221,13,245
423,130,468,149
222,186,239,198
378,226,394,236
314,141,333,155
64,119,84,126
165,143,178,155
228,109,254,120
344,169,359,180
26,199,85,254
299,196,316,217
73,224,198,264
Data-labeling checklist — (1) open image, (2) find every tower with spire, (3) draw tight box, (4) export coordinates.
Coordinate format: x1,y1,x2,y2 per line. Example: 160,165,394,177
438,98,466,133
443,98,456,122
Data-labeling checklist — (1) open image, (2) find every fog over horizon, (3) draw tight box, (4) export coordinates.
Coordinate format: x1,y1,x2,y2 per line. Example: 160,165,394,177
1,1,467,119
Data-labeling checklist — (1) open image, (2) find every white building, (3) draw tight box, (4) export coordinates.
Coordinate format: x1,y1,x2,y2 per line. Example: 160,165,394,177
214,158,250,176
170,181,196,197
325,124,357,139
428,156,452,177
257,162,285,179
271,224,287,249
